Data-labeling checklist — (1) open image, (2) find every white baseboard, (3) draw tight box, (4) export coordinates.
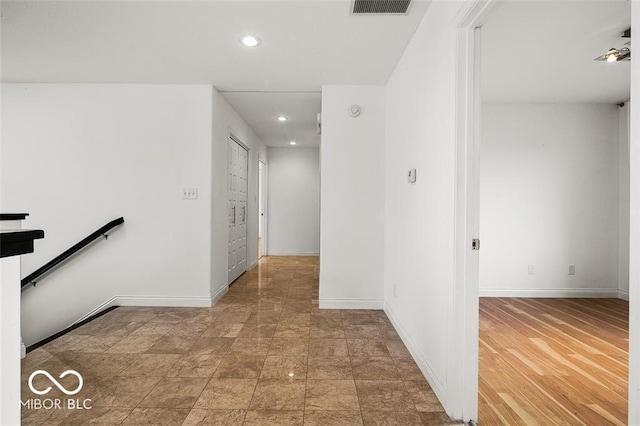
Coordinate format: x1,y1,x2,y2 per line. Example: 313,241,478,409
75,296,119,324
211,285,228,305
73,294,212,326
319,299,383,309
479,288,620,298
115,295,212,307
383,302,447,408
618,290,630,301
266,252,320,256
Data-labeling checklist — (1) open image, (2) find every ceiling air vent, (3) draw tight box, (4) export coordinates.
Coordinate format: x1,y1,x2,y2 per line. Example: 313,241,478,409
351,0,412,15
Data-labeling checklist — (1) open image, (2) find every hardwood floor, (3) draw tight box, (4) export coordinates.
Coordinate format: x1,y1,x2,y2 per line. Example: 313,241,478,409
479,298,628,425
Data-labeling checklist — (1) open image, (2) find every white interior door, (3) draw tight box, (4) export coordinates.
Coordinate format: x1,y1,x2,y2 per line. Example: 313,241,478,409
228,137,248,284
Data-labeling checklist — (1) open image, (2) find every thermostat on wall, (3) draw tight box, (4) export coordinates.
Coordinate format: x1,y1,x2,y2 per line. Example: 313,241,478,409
408,169,417,183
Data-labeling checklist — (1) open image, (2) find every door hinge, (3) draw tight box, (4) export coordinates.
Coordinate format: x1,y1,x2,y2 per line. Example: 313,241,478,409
471,238,480,250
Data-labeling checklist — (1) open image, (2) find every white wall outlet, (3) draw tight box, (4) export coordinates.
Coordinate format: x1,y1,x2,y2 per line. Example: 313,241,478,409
527,265,535,275
569,265,576,275
182,188,198,200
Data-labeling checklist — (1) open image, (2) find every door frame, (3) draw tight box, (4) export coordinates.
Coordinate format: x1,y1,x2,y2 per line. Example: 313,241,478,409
258,159,268,258
451,1,639,424
629,3,639,423
449,0,496,422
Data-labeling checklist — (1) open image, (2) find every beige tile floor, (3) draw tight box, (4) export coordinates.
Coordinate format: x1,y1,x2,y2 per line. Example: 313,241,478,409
21,256,455,425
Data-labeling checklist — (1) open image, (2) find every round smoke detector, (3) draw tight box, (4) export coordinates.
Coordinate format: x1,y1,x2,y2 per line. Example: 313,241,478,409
348,105,361,117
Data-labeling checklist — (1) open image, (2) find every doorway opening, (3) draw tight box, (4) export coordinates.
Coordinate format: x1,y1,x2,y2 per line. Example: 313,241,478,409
258,160,267,259
463,1,631,424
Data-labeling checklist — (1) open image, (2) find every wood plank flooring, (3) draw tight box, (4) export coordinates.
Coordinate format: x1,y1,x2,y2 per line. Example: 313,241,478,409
479,298,628,425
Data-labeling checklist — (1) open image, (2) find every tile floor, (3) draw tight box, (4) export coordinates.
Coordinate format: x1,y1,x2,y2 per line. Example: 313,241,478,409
21,256,455,425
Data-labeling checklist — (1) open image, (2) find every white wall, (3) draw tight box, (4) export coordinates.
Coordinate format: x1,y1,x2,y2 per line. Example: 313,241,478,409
0,256,21,425
211,89,267,297
267,147,320,255
383,0,465,415
479,103,620,297
2,84,213,345
619,101,630,298
320,85,385,309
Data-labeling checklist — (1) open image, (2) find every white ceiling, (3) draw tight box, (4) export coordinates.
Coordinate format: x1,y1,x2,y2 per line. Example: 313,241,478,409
1,1,431,148
481,0,631,103
5,1,629,144
222,91,321,147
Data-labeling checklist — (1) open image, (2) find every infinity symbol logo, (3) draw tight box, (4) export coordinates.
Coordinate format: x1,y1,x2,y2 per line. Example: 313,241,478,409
28,370,84,396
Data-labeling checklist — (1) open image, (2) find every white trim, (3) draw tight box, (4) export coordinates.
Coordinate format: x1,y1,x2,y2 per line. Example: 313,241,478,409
266,252,320,257
75,296,119,324
451,0,497,422
74,294,213,325
384,302,447,405
480,288,620,298
318,299,383,309
629,5,639,425
259,159,268,258
115,295,212,308
619,290,630,301
210,285,229,305
229,130,251,153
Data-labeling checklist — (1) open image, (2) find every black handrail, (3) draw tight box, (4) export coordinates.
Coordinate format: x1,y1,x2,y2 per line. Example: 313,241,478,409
21,217,124,290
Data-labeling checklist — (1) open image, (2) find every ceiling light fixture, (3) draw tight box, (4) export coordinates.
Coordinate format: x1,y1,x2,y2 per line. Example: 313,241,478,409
290,141,297,146
595,28,632,62
606,48,619,62
240,34,261,48
595,46,631,62
276,115,288,122
598,47,631,62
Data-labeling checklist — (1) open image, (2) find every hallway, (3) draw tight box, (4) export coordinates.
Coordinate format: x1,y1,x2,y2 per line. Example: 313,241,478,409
21,256,452,425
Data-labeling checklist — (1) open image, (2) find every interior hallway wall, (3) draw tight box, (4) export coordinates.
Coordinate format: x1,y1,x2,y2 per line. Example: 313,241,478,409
2,84,213,345
266,147,320,255
383,0,469,413
479,103,621,297
211,89,268,297
320,85,385,309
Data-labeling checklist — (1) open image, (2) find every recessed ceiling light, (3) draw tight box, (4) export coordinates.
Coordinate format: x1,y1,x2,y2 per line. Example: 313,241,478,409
240,35,261,48
276,115,288,122
290,141,297,146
